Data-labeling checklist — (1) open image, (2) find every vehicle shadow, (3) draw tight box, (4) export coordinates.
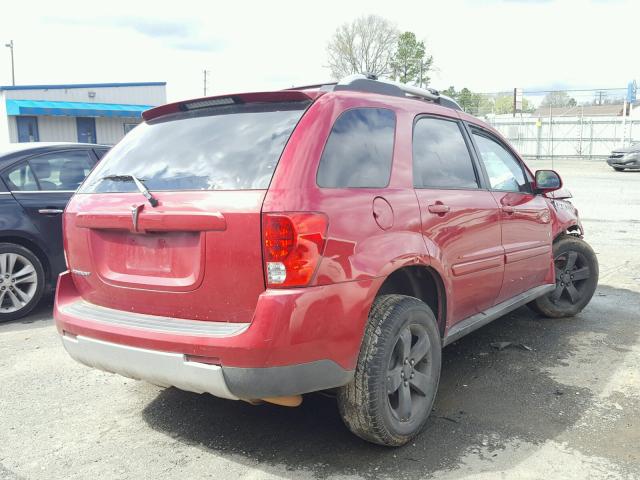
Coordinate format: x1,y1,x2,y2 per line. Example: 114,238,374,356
142,284,639,479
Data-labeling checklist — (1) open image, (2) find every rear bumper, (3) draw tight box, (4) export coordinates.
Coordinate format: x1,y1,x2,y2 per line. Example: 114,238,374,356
55,271,375,398
62,332,238,399
61,332,352,399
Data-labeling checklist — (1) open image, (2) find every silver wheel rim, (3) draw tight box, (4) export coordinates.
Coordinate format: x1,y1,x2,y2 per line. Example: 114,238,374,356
0,253,38,313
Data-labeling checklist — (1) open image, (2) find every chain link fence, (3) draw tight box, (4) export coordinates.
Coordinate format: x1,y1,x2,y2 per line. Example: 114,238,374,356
456,88,638,159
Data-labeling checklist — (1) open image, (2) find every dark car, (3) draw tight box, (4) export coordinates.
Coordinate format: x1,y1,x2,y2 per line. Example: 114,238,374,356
0,142,109,321
607,142,640,171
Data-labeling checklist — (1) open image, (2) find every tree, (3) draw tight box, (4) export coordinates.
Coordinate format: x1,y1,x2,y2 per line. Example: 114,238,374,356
436,86,497,115
494,95,534,114
541,91,577,108
326,15,399,79
390,32,433,87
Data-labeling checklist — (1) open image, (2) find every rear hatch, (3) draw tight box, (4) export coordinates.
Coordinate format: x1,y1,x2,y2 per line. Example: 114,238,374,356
63,95,311,323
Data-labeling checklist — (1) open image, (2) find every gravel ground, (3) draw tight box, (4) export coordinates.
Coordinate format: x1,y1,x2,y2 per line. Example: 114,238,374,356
1,159,638,480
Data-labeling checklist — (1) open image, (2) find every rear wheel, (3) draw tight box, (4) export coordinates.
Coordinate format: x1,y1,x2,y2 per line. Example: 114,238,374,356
0,243,45,322
529,235,598,318
337,295,441,446
613,167,625,172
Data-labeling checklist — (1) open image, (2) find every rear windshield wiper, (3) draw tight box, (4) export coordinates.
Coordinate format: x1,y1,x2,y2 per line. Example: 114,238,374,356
97,174,159,207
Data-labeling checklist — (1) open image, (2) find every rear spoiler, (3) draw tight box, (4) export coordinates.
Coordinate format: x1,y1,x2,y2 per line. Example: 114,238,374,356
142,90,322,122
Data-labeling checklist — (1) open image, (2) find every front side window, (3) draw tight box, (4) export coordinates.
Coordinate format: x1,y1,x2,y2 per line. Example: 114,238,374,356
81,101,309,193
29,151,94,191
473,133,530,193
317,108,396,188
413,117,478,189
2,163,38,191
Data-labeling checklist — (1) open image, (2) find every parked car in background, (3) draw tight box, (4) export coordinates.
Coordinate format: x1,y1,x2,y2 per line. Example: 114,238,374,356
607,142,640,171
54,75,598,446
0,142,109,321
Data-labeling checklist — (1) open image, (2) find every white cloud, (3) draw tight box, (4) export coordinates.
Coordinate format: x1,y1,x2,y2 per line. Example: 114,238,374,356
0,0,638,102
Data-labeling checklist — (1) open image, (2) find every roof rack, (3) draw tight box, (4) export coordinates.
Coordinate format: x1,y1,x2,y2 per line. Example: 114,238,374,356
284,82,337,91
300,73,462,111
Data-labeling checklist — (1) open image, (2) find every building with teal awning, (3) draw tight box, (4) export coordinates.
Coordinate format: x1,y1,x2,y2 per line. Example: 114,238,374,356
0,82,166,144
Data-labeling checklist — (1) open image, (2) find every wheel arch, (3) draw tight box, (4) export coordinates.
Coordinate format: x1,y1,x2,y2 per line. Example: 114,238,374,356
373,265,447,339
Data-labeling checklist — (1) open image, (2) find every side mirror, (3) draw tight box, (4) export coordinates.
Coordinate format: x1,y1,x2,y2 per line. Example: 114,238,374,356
534,169,562,194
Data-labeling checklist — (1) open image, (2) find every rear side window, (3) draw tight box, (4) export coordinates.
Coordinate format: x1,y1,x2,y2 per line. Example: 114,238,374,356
80,102,309,193
317,108,396,188
413,117,478,189
2,163,38,191
29,150,94,191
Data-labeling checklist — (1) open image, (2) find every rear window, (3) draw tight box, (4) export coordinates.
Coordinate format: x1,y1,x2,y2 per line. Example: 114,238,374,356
80,102,309,193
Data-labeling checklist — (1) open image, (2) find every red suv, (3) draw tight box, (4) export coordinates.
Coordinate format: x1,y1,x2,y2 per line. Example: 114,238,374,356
54,74,598,446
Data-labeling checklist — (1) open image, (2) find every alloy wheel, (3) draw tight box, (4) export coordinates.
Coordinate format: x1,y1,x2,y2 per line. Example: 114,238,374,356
386,323,433,422
0,253,38,313
551,250,591,305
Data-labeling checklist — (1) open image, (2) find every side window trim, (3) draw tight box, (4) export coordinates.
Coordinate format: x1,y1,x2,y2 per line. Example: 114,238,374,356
467,126,533,194
411,114,482,190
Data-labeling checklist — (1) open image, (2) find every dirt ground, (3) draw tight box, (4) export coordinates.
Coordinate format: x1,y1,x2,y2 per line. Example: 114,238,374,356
1,158,638,480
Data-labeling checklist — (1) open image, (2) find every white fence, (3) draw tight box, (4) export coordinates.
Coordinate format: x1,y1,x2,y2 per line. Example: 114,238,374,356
486,116,639,159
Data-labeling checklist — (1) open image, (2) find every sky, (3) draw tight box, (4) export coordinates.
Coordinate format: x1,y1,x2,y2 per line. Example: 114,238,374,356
0,0,638,102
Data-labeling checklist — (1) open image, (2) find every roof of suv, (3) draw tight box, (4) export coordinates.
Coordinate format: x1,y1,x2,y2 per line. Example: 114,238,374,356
142,74,464,122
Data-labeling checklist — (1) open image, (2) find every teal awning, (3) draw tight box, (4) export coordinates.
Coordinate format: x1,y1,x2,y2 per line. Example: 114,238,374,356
5,99,152,118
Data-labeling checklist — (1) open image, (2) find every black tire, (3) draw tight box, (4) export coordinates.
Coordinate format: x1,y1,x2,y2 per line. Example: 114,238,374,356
528,235,598,318
0,243,45,322
613,167,625,172
337,294,441,446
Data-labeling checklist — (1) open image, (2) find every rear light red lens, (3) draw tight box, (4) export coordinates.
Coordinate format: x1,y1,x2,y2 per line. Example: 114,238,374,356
262,213,328,288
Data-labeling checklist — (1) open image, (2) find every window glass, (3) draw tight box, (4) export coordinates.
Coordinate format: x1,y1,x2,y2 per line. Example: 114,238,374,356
473,133,530,192
94,148,110,160
29,151,94,191
317,108,395,188
81,102,308,193
2,163,38,191
123,123,138,135
413,117,478,189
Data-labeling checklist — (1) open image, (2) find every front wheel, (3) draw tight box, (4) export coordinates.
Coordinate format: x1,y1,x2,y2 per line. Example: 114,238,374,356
529,235,598,318
337,295,441,446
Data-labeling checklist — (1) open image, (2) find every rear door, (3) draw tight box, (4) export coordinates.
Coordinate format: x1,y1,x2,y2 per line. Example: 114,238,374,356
412,116,503,325
470,129,552,302
1,150,96,276
64,100,310,323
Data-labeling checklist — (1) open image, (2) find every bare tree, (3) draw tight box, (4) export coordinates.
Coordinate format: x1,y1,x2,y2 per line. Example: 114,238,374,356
326,15,399,80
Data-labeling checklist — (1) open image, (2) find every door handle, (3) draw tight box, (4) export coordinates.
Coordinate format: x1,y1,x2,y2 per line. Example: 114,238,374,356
428,204,450,215
38,208,64,215
501,205,515,214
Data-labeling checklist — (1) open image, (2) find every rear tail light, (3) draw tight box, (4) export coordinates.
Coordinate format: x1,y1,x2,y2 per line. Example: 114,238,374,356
262,212,328,288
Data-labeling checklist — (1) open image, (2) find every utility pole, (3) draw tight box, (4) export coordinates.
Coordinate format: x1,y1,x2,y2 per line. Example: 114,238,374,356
203,69,210,96
4,40,14,86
